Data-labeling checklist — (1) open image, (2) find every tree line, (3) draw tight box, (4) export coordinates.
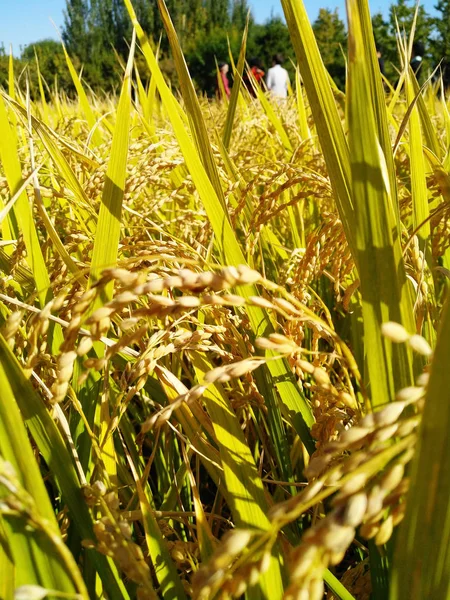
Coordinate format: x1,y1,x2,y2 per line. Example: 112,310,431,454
1,0,450,97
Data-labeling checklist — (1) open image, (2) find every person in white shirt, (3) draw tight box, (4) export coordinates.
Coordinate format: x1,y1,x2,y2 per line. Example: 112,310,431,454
266,54,289,98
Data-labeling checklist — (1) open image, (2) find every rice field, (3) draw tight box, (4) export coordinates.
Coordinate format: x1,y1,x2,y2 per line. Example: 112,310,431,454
1,0,450,599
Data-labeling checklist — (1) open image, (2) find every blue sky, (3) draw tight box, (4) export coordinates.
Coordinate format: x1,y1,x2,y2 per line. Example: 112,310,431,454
0,0,438,54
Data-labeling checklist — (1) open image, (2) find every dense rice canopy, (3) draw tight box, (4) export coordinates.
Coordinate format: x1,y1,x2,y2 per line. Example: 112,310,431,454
1,1,450,599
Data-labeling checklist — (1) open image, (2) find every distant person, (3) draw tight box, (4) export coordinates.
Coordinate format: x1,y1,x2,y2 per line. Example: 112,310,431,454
218,62,231,99
411,41,425,81
244,57,265,96
376,45,385,77
267,54,289,98
431,59,450,92
441,60,450,91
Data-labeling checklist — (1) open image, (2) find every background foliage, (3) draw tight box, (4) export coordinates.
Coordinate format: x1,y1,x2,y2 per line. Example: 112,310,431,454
2,0,450,95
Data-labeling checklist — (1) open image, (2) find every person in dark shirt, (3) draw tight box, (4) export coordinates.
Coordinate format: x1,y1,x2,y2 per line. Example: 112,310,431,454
376,45,385,77
410,41,425,81
441,60,450,91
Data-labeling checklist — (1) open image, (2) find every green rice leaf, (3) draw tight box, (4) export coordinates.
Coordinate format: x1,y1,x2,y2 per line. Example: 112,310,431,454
346,0,414,405
0,340,85,595
0,520,14,600
405,67,430,244
280,0,354,255
0,334,130,600
134,476,187,600
222,17,248,151
191,352,284,600
390,291,450,599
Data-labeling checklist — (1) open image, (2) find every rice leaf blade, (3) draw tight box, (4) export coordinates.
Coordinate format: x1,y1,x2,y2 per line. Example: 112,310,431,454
280,0,354,254
406,67,430,245
390,292,450,599
59,37,103,147
0,334,130,600
222,17,248,151
134,476,187,600
0,339,83,595
123,0,315,452
89,31,136,289
0,94,59,320
346,0,414,404
191,351,284,600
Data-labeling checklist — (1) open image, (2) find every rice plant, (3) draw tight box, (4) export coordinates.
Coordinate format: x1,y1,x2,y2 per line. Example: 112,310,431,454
0,0,449,598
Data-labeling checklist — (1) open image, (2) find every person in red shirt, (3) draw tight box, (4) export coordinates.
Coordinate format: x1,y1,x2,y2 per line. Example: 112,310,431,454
218,62,231,98
244,57,265,96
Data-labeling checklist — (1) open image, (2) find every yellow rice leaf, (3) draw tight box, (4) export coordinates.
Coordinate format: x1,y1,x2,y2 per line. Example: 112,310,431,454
252,76,293,152
295,68,311,142
191,354,270,529
8,47,15,101
222,16,248,151
157,0,228,211
7,46,18,147
34,49,50,124
216,58,228,105
156,366,226,488
124,0,315,451
351,0,404,237
59,36,103,147
89,31,136,289
412,75,442,159
8,98,96,233
1,53,18,245
134,64,149,122
0,95,54,309
191,352,284,599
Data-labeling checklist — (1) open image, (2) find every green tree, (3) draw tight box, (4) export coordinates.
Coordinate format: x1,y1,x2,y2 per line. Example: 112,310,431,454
312,8,347,89
231,0,251,31
432,0,450,66
182,0,208,43
21,39,74,98
247,16,294,76
387,0,433,82
63,0,90,64
0,43,8,90
61,0,207,90
55,0,277,93
388,0,432,54
184,26,241,95
204,0,230,32
372,12,397,80
372,12,393,54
